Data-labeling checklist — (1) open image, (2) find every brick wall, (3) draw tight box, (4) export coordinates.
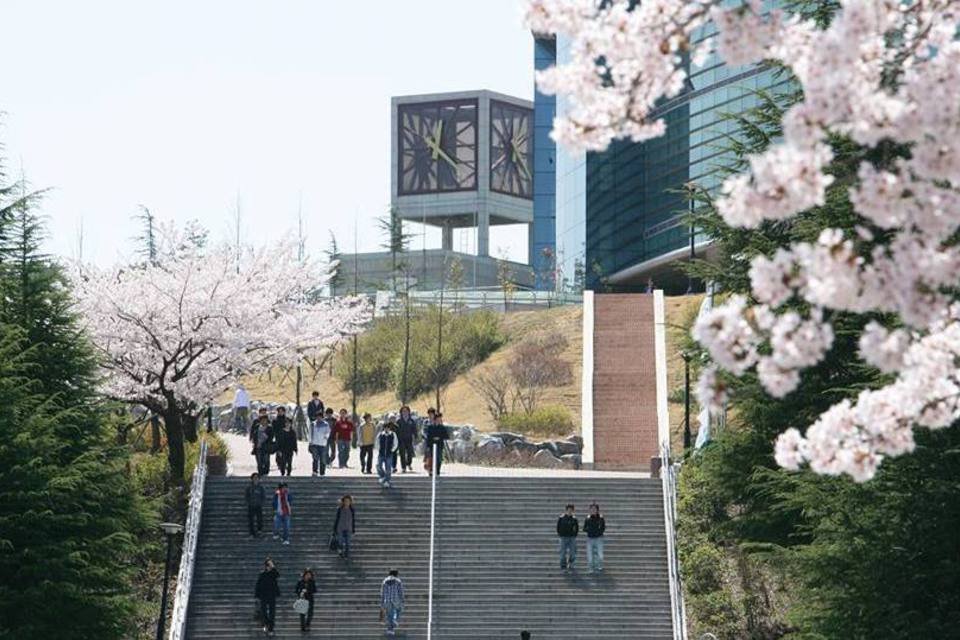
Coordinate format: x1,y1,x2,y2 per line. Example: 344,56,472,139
591,294,659,470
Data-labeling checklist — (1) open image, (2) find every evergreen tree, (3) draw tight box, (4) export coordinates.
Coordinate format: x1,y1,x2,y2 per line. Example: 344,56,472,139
0,178,152,639
681,78,960,638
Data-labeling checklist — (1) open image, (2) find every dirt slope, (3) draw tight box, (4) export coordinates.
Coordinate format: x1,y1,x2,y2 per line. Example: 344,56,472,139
234,305,583,432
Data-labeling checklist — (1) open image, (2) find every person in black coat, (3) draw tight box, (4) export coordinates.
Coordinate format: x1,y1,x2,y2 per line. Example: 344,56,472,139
332,495,357,559
275,419,298,477
254,558,280,635
396,406,418,473
557,504,579,571
244,472,266,537
295,568,317,632
424,413,450,476
306,391,325,423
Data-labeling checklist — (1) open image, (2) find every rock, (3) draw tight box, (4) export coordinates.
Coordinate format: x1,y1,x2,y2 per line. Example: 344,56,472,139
536,441,560,457
476,436,505,460
510,440,540,457
566,434,583,448
554,440,581,456
532,448,565,469
560,453,582,470
454,425,477,442
449,439,475,463
489,431,525,446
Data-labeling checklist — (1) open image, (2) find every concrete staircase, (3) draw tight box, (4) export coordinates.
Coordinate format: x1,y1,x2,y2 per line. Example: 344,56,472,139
184,476,672,639
432,478,672,639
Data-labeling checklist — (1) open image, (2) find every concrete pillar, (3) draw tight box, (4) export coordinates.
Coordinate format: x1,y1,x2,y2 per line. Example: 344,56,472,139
441,223,453,251
528,222,534,266
580,290,595,469
477,209,490,257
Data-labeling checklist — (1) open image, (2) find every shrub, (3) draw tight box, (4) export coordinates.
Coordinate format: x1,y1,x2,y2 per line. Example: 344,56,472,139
508,331,573,413
497,405,574,438
335,307,505,398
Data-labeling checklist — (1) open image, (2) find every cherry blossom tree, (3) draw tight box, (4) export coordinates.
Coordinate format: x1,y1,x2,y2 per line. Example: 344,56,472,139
527,0,960,480
73,224,370,482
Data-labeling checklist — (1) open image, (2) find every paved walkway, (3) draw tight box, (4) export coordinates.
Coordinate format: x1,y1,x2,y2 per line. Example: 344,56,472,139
221,432,647,479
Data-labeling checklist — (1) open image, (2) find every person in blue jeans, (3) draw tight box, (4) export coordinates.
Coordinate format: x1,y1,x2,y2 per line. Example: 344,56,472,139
379,569,405,636
377,419,399,488
272,482,292,545
584,502,606,573
556,504,579,572
332,494,356,559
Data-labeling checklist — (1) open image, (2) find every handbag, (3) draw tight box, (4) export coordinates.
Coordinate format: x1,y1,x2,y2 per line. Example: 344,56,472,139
293,597,310,615
328,533,340,552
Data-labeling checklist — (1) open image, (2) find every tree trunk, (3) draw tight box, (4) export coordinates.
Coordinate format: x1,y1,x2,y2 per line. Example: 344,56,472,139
151,415,162,453
164,410,186,484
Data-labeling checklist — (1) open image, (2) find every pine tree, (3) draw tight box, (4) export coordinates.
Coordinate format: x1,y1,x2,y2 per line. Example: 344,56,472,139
681,76,960,638
0,178,152,639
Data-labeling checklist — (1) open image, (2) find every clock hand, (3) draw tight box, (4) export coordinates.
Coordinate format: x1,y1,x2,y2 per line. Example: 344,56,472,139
491,153,507,171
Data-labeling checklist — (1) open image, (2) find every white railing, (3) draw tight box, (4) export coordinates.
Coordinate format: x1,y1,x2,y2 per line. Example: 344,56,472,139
169,438,209,640
661,442,688,640
426,442,439,640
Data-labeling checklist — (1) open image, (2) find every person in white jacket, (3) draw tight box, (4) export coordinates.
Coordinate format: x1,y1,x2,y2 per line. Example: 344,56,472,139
308,416,331,477
376,417,400,488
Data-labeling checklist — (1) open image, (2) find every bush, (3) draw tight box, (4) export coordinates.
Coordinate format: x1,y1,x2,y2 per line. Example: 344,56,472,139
497,405,574,437
335,307,505,399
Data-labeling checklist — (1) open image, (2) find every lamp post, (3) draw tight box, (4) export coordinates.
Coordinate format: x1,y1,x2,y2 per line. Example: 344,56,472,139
686,183,697,295
681,352,692,449
156,522,184,640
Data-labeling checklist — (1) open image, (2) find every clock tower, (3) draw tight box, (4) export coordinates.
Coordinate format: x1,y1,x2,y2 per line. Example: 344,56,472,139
392,90,534,259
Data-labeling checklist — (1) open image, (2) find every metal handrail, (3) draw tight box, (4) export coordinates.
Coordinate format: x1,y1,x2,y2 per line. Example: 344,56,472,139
661,441,688,640
169,438,209,640
426,442,439,640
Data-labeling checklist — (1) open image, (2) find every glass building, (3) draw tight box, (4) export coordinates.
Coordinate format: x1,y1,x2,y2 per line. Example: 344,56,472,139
545,25,791,293
531,35,558,290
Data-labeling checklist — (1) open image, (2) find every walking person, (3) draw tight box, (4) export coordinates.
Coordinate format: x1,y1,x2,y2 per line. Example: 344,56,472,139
358,413,377,474
425,412,449,476
385,413,400,473
253,415,274,477
250,406,269,442
557,504,579,572
294,568,317,632
396,406,418,473
377,418,399,488
584,502,606,573
276,418,298,477
306,390,325,424
379,569,405,636
245,472,266,538
254,558,280,636
334,409,355,469
272,406,291,472
273,482,293,545
233,383,251,433
332,494,356,559
308,412,331,477
324,407,337,464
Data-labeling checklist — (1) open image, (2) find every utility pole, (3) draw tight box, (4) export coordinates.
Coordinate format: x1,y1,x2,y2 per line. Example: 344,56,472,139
295,193,305,427
435,258,445,411
682,352,692,449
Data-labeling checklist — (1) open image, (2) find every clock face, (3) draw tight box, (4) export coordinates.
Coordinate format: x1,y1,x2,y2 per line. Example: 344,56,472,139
398,99,478,195
490,100,533,199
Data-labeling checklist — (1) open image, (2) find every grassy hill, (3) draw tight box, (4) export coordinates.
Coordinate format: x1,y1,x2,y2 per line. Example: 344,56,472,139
234,305,583,433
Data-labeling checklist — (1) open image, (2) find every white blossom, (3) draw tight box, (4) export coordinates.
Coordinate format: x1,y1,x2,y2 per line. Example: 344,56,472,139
529,0,960,481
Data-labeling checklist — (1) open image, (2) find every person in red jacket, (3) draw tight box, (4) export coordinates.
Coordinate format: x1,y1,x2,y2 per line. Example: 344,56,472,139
333,408,355,469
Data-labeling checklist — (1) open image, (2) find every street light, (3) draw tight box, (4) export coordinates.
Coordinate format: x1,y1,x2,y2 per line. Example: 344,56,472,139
156,522,184,640
681,351,692,449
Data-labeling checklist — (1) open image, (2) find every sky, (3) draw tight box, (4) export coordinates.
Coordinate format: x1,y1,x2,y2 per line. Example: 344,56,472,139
1,0,535,265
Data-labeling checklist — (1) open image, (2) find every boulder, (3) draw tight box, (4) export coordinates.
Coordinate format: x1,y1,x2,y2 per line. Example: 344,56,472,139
532,448,565,469
554,440,581,456
565,434,583,448
454,425,477,442
510,439,540,457
535,441,560,457
449,439,475,463
476,436,506,460
489,431,525,446
560,453,582,470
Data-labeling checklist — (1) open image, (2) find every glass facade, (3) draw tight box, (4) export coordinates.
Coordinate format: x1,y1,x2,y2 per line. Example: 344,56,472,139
531,35,558,290
551,26,791,292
